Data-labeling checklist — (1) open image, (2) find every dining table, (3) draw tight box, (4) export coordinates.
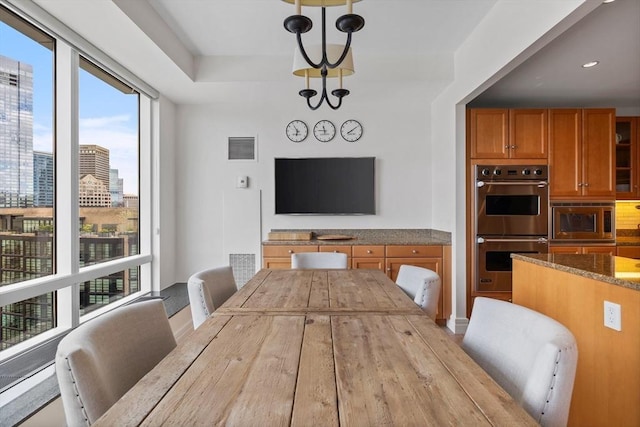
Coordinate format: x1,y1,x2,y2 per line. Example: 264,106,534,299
95,269,537,426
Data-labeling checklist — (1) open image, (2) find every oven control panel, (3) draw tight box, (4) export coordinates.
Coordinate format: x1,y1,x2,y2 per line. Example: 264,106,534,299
477,165,548,181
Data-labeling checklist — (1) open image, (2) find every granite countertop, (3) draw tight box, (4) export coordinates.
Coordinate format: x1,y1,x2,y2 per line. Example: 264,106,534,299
512,253,640,291
263,229,451,246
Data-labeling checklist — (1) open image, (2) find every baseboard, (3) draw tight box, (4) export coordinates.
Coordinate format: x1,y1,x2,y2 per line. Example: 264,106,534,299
447,316,469,335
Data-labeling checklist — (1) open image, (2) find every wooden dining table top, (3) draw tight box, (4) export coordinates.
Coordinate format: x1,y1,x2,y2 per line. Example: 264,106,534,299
95,269,537,426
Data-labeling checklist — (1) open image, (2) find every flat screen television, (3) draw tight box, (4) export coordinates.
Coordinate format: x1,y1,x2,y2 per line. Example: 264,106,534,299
275,157,375,215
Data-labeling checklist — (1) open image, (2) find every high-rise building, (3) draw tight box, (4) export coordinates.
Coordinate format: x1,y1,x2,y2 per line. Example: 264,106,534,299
0,55,34,208
109,168,123,207
79,144,109,188
33,151,53,207
79,174,111,207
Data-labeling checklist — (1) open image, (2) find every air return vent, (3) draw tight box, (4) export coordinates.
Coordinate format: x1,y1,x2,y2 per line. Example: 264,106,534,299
228,137,256,161
229,254,255,287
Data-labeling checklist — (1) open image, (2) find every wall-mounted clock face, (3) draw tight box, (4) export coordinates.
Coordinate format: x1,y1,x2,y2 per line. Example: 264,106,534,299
340,119,363,142
286,120,308,142
313,120,336,142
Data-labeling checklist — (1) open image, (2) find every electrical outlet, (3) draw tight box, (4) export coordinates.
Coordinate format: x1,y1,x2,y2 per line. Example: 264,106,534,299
604,301,622,331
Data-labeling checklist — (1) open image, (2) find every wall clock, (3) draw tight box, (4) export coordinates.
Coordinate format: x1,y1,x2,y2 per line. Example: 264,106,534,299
340,119,363,142
286,120,308,142
313,120,336,142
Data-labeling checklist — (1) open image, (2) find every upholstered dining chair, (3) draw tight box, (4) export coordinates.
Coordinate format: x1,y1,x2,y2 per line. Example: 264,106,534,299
55,299,177,426
462,297,578,427
291,252,348,269
395,265,442,319
187,265,238,329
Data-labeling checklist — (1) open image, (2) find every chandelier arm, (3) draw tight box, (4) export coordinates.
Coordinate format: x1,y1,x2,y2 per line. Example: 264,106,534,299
325,33,353,69
295,32,322,69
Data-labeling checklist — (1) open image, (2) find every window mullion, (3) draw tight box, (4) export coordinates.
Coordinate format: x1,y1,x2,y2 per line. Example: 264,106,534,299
54,42,80,329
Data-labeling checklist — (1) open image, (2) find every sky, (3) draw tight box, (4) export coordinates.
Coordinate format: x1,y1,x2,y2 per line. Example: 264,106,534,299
0,20,139,194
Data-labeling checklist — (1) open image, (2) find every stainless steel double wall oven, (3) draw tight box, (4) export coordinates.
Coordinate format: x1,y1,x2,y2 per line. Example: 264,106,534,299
475,165,549,293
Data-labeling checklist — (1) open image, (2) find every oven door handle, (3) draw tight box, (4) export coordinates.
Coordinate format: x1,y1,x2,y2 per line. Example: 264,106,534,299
476,181,548,188
477,237,548,244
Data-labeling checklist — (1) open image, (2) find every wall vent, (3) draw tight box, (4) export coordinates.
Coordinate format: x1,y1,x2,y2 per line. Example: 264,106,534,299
228,137,256,161
229,254,255,287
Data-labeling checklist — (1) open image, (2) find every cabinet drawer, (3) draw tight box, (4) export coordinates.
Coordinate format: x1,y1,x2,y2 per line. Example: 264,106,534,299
319,245,352,256
385,245,442,258
352,245,385,257
262,245,318,257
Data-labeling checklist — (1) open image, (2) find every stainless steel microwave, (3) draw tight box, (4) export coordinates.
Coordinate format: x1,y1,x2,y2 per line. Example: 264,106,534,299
550,202,615,242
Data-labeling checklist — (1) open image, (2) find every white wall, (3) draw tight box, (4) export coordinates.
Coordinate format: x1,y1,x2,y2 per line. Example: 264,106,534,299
174,80,435,280
156,96,178,289
431,0,594,331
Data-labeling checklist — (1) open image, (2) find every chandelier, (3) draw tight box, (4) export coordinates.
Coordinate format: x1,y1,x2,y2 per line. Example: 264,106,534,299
282,0,365,110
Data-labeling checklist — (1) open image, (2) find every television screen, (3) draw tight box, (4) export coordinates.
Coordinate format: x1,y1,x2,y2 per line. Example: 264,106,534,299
275,157,375,215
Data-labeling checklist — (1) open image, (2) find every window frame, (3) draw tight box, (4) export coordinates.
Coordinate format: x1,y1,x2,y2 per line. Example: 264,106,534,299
0,0,156,361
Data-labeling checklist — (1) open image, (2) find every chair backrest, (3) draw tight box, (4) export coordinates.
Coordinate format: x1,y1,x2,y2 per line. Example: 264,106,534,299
187,265,238,329
395,265,441,319
462,297,578,427
291,252,348,269
55,299,177,426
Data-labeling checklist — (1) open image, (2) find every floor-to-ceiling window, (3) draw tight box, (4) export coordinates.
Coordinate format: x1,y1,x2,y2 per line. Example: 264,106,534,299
0,2,153,359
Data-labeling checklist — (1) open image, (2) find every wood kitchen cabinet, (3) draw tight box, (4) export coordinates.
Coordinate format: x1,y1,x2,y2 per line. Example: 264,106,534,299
616,246,640,259
549,245,616,255
351,245,385,271
263,243,450,324
549,108,616,199
469,108,548,159
615,117,640,199
262,245,318,269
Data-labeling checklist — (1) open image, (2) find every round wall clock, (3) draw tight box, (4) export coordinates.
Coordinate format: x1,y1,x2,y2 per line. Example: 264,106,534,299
313,120,336,142
340,119,363,142
286,120,308,142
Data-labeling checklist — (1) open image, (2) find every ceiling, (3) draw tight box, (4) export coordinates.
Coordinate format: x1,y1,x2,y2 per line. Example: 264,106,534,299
29,0,640,109
469,0,640,109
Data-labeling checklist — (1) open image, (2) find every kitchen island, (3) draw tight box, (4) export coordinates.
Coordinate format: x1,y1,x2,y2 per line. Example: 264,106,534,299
511,253,640,427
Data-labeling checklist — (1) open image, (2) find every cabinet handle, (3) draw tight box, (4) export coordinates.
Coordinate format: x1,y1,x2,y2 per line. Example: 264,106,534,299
386,267,391,271
584,183,589,187
578,183,583,187
412,250,418,254
288,250,293,254
504,145,510,149
334,250,339,253
367,250,372,254
510,145,516,149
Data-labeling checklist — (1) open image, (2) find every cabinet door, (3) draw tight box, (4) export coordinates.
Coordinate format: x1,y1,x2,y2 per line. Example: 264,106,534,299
583,246,616,256
615,117,638,199
549,109,582,198
352,258,385,271
510,109,548,158
385,258,442,282
549,246,582,254
582,109,615,198
617,246,640,259
469,109,509,159
263,258,293,269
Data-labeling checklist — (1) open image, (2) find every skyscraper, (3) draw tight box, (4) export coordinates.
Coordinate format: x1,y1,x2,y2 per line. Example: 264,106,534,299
110,168,123,207
0,55,34,208
79,144,110,188
33,151,53,207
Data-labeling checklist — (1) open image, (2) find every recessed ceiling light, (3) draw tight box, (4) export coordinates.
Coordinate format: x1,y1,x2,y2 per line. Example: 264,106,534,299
582,61,599,68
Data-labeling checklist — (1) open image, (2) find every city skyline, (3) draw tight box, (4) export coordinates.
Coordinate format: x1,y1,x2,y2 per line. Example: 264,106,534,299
0,20,139,194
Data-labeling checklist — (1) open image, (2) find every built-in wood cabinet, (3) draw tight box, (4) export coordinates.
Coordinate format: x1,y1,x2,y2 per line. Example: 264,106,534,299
262,243,450,324
549,108,616,199
617,246,640,259
469,108,548,159
549,245,616,255
615,117,640,199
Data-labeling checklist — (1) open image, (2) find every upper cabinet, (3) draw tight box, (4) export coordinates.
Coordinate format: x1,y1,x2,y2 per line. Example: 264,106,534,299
469,109,548,159
615,117,639,199
549,108,615,200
